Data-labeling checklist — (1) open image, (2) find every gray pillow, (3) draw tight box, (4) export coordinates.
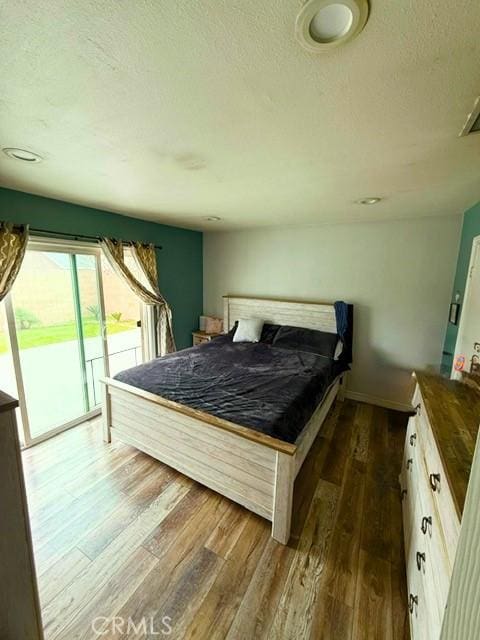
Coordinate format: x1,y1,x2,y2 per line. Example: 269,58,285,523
272,325,338,358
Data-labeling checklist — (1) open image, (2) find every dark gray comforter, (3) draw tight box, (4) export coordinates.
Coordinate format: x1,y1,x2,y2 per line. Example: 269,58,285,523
114,335,347,443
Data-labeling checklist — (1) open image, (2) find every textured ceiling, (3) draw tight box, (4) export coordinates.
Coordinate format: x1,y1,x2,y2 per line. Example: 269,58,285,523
1,0,480,230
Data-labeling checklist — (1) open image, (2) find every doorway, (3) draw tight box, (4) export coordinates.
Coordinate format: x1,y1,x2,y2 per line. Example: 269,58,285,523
0,238,151,447
452,235,480,381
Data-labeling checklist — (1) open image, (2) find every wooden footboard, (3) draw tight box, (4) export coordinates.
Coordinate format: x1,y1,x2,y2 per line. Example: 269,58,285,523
101,375,341,544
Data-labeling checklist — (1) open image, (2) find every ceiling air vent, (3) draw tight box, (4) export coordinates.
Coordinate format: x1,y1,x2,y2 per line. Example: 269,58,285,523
459,96,480,136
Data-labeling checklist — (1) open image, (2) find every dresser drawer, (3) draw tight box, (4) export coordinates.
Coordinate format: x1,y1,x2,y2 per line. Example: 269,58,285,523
407,494,443,640
406,519,435,640
411,386,428,451
406,413,419,458
400,416,419,555
412,386,460,566
403,415,420,486
412,384,423,421
419,419,460,566
400,470,414,557
416,463,452,619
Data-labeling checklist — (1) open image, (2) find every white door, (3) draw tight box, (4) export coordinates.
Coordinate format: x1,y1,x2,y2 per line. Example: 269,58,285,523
452,236,480,380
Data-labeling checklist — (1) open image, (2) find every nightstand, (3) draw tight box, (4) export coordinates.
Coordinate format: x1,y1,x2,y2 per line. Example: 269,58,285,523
192,330,221,346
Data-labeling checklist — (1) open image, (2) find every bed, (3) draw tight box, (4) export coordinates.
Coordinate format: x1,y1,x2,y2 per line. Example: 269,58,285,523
101,296,351,544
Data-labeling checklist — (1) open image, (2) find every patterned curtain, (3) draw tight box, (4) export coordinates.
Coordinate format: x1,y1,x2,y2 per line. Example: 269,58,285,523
101,238,176,356
131,242,160,294
0,222,29,302
131,242,176,356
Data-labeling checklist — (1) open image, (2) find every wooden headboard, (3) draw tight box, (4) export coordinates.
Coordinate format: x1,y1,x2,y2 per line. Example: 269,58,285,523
223,295,337,334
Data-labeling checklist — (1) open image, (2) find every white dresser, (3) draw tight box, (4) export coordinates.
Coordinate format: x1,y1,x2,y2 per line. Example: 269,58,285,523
400,373,480,640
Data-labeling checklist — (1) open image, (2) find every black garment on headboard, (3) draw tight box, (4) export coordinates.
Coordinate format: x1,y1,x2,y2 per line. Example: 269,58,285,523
334,301,353,365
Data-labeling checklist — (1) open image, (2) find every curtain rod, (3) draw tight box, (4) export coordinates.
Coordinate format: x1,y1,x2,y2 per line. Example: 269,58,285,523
28,227,163,250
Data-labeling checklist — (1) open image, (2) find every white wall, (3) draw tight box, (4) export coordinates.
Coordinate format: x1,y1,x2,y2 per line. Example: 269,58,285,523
203,215,462,408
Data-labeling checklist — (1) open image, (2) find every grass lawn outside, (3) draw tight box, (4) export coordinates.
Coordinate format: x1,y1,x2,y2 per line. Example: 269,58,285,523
0,319,137,354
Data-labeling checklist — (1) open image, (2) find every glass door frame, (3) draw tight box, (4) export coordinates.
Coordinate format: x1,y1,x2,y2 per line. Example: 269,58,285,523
5,237,111,448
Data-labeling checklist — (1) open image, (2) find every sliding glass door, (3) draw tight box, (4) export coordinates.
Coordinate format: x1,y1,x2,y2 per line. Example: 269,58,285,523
3,238,150,447
5,244,106,442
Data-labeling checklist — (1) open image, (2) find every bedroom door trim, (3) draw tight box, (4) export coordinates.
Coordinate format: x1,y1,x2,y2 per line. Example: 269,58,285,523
451,234,480,381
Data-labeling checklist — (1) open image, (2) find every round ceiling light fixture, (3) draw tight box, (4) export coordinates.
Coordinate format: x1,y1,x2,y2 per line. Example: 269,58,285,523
203,216,221,222
296,0,369,52
357,196,382,205
2,147,43,163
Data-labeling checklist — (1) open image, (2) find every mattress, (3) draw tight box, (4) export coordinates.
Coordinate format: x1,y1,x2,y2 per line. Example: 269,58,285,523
114,335,347,443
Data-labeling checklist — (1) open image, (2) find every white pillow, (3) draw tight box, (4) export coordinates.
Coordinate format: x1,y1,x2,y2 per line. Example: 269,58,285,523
233,318,264,343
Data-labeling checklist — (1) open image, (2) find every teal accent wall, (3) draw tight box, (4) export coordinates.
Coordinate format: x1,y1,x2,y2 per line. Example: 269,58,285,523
442,201,480,372
0,187,203,349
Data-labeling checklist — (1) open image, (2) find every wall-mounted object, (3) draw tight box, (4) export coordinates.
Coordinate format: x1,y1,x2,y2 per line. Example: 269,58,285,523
454,354,466,371
449,302,460,325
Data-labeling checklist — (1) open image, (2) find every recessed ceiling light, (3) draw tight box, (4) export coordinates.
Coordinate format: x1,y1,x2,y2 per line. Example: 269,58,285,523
2,147,43,163
296,0,369,52
203,216,221,222
357,197,382,205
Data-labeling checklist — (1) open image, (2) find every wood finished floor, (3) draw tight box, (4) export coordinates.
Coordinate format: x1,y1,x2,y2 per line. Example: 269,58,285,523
22,399,410,640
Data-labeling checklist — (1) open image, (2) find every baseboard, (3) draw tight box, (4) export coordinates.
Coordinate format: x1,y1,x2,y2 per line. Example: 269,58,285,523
345,390,412,413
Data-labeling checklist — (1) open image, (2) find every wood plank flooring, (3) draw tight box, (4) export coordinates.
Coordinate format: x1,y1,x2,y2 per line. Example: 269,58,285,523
22,399,410,640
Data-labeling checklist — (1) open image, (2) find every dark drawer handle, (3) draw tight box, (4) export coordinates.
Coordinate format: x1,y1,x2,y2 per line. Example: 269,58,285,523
401,488,407,500
406,458,413,470
414,403,421,416
421,516,432,534
416,551,426,571
429,473,441,492
409,433,417,446
408,594,418,613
